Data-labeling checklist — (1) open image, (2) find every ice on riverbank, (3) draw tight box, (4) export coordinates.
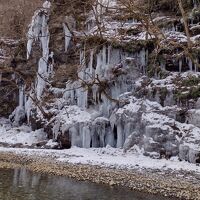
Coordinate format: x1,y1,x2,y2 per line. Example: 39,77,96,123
0,146,199,175
0,119,47,146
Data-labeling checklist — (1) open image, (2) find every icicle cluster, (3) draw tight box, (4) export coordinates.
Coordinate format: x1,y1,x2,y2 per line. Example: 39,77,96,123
54,43,149,148
9,1,53,125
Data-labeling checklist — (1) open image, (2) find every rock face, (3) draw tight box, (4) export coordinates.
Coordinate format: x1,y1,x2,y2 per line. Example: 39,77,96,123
4,0,200,163
0,39,20,117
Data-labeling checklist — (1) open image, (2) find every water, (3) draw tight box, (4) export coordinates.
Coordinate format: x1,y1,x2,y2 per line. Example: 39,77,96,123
0,168,175,200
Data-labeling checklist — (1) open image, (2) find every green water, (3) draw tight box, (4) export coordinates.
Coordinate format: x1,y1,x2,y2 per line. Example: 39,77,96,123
0,168,176,200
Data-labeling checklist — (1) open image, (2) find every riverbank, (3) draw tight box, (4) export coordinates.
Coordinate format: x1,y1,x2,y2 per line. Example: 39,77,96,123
0,147,200,200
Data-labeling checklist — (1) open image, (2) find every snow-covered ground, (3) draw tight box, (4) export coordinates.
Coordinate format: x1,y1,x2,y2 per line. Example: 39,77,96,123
0,145,199,175
0,119,47,146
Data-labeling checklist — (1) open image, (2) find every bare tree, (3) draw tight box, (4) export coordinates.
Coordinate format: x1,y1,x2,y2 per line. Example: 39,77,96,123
1,0,200,118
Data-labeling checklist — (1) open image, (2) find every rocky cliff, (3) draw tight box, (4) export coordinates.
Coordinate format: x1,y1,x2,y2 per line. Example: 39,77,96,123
1,0,200,163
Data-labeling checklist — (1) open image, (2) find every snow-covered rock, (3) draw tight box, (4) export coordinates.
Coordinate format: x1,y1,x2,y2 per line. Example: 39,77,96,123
0,120,47,147
2,0,200,165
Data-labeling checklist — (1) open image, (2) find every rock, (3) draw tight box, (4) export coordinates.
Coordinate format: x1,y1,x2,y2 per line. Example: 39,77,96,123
109,180,115,186
9,106,26,126
44,124,53,139
57,131,71,149
195,98,200,109
12,143,23,148
186,109,200,128
188,149,200,164
35,141,47,148
143,138,162,153
179,144,200,163
4,0,200,166
179,126,200,163
29,109,43,131
123,131,139,152
0,142,10,147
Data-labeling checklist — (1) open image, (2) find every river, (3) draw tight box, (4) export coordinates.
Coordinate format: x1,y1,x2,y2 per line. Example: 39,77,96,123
0,168,176,200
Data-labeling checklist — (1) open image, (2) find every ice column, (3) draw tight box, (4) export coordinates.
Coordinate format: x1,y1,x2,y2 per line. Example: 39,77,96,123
188,59,193,71
63,23,72,52
27,5,50,59
82,125,91,148
19,85,24,107
179,59,182,73
26,2,53,105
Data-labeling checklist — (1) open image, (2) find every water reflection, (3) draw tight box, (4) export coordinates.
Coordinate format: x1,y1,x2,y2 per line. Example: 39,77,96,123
0,168,175,200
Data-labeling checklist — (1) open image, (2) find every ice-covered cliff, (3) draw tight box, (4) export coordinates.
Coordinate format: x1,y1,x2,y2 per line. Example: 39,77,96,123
3,0,200,164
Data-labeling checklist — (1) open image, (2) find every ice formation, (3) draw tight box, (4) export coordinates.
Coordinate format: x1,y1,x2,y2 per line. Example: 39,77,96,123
48,0,200,163
10,2,53,125
63,22,73,52
27,4,53,102
6,0,200,163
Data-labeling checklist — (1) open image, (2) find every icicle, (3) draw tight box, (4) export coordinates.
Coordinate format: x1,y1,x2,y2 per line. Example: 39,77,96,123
70,126,80,147
27,39,33,60
160,61,166,70
19,85,24,108
179,59,182,73
99,127,106,147
95,51,103,77
105,130,114,147
109,48,121,66
117,121,124,148
53,120,61,140
193,0,197,8
145,49,148,65
63,23,72,52
188,59,193,71
25,89,34,124
194,59,198,72
27,5,50,59
82,125,91,148
89,49,94,76
40,15,50,58
91,124,98,147
92,84,98,104
124,122,132,139
96,124,105,147
107,45,111,65
92,1,104,22
102,45,107,66
99,94,112,117
139,48,147,73
48,51,54,73
36,58,48,100
80,47,86,68
77,87,88,109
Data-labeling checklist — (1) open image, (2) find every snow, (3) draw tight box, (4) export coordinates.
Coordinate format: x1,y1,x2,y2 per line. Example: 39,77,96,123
43,0,51,9
0,123,47,146
45,139,59,148
59,105,92,125
2,0,200,169
9,106,26,126
0,146,199,174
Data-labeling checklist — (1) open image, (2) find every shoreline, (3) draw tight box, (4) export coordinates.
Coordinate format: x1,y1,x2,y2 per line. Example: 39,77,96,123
0,150,200,200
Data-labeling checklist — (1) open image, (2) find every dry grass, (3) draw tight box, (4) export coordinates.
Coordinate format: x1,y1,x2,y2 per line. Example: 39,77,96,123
0,0,42,39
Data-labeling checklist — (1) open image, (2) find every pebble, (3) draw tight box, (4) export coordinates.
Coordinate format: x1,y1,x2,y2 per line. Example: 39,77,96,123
0,152,199,200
